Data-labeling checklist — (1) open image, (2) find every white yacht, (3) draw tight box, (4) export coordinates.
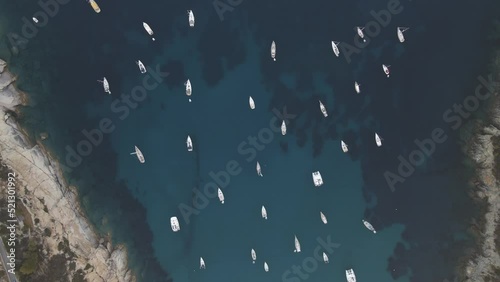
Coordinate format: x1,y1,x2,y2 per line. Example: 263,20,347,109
264,262,269,272
362,219,377,233
251,249,256,264
200,257,205,269
294,235,301,253
375,133,382,147
98,77,111,94
346,269,356,282
187,10,195,27
130,146,145,163
261,205,267,220
281,121,287,135
185,79,192,97
320,211,327,224
170,216,180,232
256,161,263,177
341,140,348,153
323,252,329,263
312,171,323,187
249,96,255,109
331,41,340,57
271,41,276,61
397,27,409,43
136,60,146,73
142,22,155,41
32,17,39,23
218,188,225,204
382,64,390,77
186,135,193,151
319,100,328,117
354,81,361,94
356,26,366,42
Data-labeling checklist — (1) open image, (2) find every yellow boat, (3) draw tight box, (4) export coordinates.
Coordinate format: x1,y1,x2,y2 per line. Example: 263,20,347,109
88,0,101,13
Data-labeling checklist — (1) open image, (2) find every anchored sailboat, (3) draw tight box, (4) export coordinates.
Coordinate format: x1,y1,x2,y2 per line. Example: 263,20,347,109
136,60,146,73
186,135,193,151
362,219,377,233
271,41,276,61
382,64,390,77
187,10,195,27
319,100,328,117
397,27,409,43
170,216,180,232
375,133,382,147
185,79,192,102
281,121,287,135
264,262,269,272
261,205,267,220
256,161,263,177
354,81,361,93
320,212,327,224
356,26,366,42
218,188,225,204
323,252,329,263
130,146,145,163
98,77,111,94
341,140,348,153
331,41,340,57
142,22,155,41
249,96,255,109
294,235,301,253
251,249,256,264
200,257,205,269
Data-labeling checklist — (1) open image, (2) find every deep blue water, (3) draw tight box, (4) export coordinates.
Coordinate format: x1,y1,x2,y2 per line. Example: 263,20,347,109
1,0,500,281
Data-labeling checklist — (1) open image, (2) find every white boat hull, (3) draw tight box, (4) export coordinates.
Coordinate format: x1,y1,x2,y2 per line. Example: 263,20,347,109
354,82,360,93
382,65,390,77
319,101,328,117
357,27,366,42
218,188,225,204
249,96,255,109
271,41,276,61
312,171,324,187
187,136,193,151
281,121,286,135
363,219,377,233
170,216,180,232
331,41,340,57
131,146,145,163
375,133,382,147
294,236,301,253
137,60,147,73
142,22,155,41
323,252,329,263
256,162,263,177
251,249,256,263
261,206,267,220
200,257,205,269
264,262,269,272
320,212,327,224
188,10,195,27
346,269,356,282
341,141,348,153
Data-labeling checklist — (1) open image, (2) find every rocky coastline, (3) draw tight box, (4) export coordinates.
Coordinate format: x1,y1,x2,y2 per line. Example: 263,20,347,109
0,59,136,282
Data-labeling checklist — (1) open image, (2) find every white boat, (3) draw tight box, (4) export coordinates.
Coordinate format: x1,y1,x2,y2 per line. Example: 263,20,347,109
331,41,340,57
382,64,390,77
375,133,382,147
32,17,39,23
98,77,111,94
130,146,145,163
256,161,263,177
170,216,180,232
187,10,195,27
281,121,287,135
261,205,267,220
354,81,361,94
356,27,366,42
312,171,323,187
341,140,348,153
320,211,327,224
397,27,409,43
218,188,225,204
319,100,328,117
185,79,192,96
362,219,377,233
187,135,193,151
294,235,301,253
264,262,269,272
271,41,276,61
200,257,205,269
249,96,255,109
136,60,146,73
323,252,329,263
142,22,155,41
251,249,256,264
346,269,356,282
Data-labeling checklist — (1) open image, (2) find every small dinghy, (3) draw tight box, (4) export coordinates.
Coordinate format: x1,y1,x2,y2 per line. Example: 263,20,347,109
375,133,382,147
312,171,323,187
142,22,155,41
200,257,205,269
271,41,276,61
136,60,146,73
331,41,340,57
98,77,111,94
354,81,361,94
281,121,287,135
356,26,366,42
130,146,145,163
185,79,192,102
187,10,195,27
397,27,409,43
341,140,348,153
186,135,193,151
362,219,377,233
323,252,329,263
319,100,328,117
264,262,269,272
256,161,263,177
346,269,357,282
32,17,39,23
218,188,225,204
249,96,255,109
251,249,256,264
382,64,390,77
170,216,180,232
320,211,327,224
261,205,267,220
294,235,301,253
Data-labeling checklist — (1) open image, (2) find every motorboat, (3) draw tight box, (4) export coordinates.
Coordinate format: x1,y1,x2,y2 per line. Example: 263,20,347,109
200,257,205,269
319,100,328,117
320,211,327,224
341,140,348,153
256,161,263,177
187,135,193,151
32,17,39,23
261,205,267,220
281,121,287,135
218,188,225,204
249,96,255,109
375,133,382,147
346,269,356,282
331,41,340,57
130,146,145,163
98,77,111,94
136,60,147,73
88,0,101,13
264,262,269,272
362,219,377,233
251,249,256,264
323,252,329,263
188,10,195,27
142,22,155,41
271,41,276,61
312,171,323,187
382,64,390,77
356,27,366,42
170,216,180,232
294,235,301,253
397,27,409,43
354,81,361,93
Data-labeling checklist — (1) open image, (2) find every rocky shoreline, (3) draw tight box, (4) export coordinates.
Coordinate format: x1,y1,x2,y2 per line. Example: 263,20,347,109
0,59,135,281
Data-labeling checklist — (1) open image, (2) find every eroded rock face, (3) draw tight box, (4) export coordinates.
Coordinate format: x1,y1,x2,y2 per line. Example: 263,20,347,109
0,59,135,282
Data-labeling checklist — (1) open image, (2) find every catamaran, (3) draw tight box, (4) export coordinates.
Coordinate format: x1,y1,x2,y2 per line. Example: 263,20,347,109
281,121,287,135
341,140,348,153
200,257,205,269
294,235,301,253
382,64,390,77
187,10,195,27
98,77,111,94
32,17,39,23
331,41,340,57
130,146,145,163
218,188,225,204
88,0,101,13
375,133,382,147
187,135,193,151
356,26,366,42
136,60,146,73
264,262,269,272
363,219,377,233
261,205,267,220
142,22,155,41
319,100,328,117
312,171,323,187
323,252,329,263
170,216,180,232
249,96,255,109
271,41,276,61
397,27,409,43
346,269,356,282
320,211,327,224
256,161,263,177
251,249,256,264
354,81,361,93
